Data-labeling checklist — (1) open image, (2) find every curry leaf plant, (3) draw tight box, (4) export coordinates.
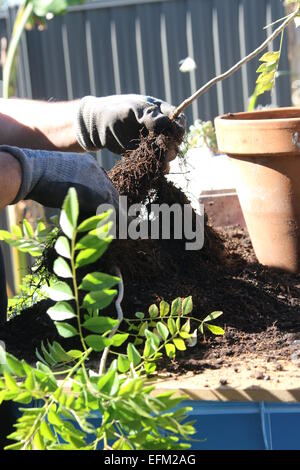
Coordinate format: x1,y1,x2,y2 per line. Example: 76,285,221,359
0,217,59,258
248,47,283,111
0,188,224,450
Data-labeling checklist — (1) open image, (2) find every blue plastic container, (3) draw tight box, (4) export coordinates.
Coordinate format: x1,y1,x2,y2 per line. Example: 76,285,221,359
2,400,300,450
184,401,300,450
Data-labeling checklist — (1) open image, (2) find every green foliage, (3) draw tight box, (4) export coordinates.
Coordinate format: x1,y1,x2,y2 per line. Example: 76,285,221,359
248,48,282,110
0,189,224,450
7,273,48,317
31,0,85,19
0,218,58,258
180,120,218,156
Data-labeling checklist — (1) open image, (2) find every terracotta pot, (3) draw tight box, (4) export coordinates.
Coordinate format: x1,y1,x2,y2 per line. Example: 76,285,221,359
215,107,300,273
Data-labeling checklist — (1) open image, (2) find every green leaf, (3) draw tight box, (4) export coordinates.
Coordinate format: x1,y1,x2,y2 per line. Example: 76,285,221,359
85,335,111,352
167,317,176,335
256,71,275,85
113,438,133,450
259,51,280,63
256,62,277,73
6,354,25,377
145,329,160,347
182,296,193,315
179,331,191,339
40,420,56,442
67,349,82,359
159,300,169,317
77,212,111,232
111,333,129,347
144,363,157,375
79,272,119,291
75,223,113,250
54,236,71,259
256,80,274,95
32,0,68,17
49,341,73,363
117,355,130,373
23,219,34,238
98,369,119,396
75,239,112,268
171,297,182,316
205,324,225,336
137,321,148,337
3,372,19,391
33,430,45,450
173,338,186,351
135,311,144,320
48,409,64,427
157,322,169,341
202,311,223,323
82,289,117,311
12,225,22,237
47,302,76,321
181,318,191,333
0,230,13,241
127,343,142,367
97,369,115,391
60,188,79,239
55,322,78,338
14,391,32,404
83,316,118,334
149,304,159,318
53,257,72,279
165,343,176,359
143,338,156,358
45,282,74,302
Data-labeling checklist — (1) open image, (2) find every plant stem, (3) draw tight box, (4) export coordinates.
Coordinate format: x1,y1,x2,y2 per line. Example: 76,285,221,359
71,230,87,352
21,347,92,450
3,2,34,294
98,267,124,375
171,7,299,119
3,2,33,98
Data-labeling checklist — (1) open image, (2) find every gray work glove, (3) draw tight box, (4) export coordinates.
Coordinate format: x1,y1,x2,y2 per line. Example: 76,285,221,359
75,94,186,154
1,146,119,215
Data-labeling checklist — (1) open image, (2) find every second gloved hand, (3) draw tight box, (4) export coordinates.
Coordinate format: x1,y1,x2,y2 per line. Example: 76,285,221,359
76,94,186,154
1,145,119,215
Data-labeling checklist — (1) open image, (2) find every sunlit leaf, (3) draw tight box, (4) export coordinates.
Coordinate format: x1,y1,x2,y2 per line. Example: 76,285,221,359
79,272,119,291
60,188,79,239
53,257,72,279
54,236,71,259
55,322,78,338
47,302,76,321
45,282,74,301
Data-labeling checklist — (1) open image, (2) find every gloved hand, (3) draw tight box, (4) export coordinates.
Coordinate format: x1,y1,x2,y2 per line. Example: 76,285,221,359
0,145,119,215
75,94,186,154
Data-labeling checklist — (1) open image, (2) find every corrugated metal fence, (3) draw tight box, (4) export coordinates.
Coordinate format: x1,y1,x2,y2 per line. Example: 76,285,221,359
2,0,291,169
0,0,291,294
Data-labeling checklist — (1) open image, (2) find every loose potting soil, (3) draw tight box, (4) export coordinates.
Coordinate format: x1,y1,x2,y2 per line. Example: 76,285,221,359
1,133,300,375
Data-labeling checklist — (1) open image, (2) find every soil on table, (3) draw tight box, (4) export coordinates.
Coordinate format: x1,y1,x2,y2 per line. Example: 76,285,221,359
1,132,300,384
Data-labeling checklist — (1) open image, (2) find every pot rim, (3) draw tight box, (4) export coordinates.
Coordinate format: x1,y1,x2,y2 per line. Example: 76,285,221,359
215,107,300,127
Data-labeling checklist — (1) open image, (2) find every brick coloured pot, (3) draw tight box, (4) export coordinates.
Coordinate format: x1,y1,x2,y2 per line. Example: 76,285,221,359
215,107,300,273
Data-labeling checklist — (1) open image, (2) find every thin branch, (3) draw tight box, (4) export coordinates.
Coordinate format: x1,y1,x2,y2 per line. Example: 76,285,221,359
171,7,299,119
98,267,124,375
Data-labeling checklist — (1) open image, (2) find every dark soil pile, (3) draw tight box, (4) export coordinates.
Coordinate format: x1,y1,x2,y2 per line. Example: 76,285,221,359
1,133,300,368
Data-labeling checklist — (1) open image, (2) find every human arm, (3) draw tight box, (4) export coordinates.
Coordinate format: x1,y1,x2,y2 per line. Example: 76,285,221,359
0,98,81,152
0,95,185,155
0,146,119,215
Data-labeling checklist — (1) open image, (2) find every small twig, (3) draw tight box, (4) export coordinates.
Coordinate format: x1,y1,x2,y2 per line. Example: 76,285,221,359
171,7,299,119
98,267,124,375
